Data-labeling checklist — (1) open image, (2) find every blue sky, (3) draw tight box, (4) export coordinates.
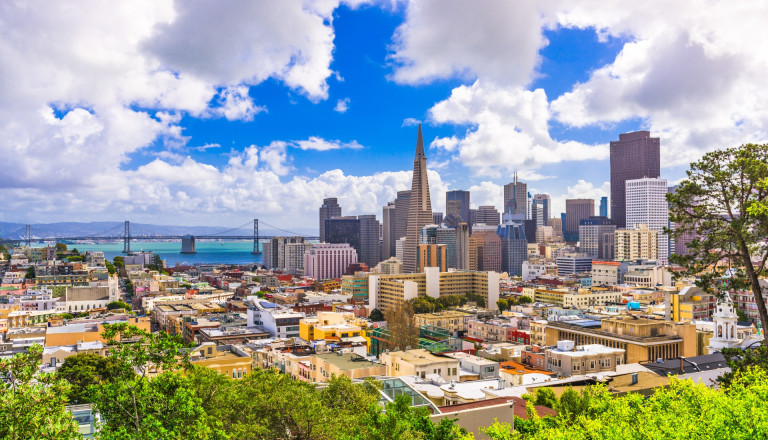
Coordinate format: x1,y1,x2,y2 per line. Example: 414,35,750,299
1,1,766,233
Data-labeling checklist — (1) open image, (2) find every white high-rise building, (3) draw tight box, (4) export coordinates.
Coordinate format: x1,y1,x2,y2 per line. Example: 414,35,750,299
626,177,669,264
303,243,358,280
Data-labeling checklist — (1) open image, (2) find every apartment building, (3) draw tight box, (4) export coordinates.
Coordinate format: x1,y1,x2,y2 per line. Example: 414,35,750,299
380,349,460,382
545,340,626,377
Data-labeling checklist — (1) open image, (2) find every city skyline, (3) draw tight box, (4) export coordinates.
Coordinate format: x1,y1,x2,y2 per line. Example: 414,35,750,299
2,1,768,229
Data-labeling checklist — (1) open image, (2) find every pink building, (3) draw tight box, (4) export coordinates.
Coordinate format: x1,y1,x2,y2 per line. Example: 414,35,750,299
303,244,358,280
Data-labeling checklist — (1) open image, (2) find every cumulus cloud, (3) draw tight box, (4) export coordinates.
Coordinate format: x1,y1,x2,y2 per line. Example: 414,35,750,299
544,180,610,218
334,98,350,113
293,137,363,151
209,86,265,121
428,80,608,176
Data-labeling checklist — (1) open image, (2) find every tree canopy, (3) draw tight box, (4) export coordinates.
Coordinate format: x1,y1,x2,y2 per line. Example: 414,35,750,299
667,143,768,332
384,301,420,351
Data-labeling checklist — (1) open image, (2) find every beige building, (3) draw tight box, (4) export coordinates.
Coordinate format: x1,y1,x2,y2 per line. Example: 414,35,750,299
370,268,500,314
380,349,460,382
545,341,625,377
414,310,475,334
614,224,658,261
545,317,697,364
591,261,624,286
190,342,252,379
307,352,386,383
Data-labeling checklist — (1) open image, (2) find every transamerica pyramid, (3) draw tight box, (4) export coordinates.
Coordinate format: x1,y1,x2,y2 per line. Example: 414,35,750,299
403,124,433,273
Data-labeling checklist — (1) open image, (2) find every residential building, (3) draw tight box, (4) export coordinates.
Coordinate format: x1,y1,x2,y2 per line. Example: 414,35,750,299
626,177,669,263
666,286,716,322
303,243,358,280
591,261,628,286
614,224,659,261
610,131,661,228
262,236,305,270
341,274,369,304
285,242,313,275
377,257,403,274
308,352,387,383
545,341,625,377
443,352,499,379
246,300,303,339
404,125,434,273
533,288,621,308
380,349,460,382
319,197,342,243
190,343,252,379
466,319,530,344
414,310,476,335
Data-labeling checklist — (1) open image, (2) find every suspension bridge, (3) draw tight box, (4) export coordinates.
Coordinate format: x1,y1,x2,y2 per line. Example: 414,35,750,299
0,219,319,254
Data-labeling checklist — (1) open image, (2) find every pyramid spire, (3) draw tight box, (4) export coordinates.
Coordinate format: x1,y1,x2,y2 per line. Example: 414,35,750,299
415,124,425,159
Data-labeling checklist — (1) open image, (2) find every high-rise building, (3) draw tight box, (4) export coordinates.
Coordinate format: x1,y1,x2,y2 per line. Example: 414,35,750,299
455,222,470,270
359,214,382,268
432,212,444,225
404,125,433,273
475,205,501,226
626,177,669,263
420,224,439,244
533,194,550,227
599,196,608,218
319,198,342,242
382,202,396,260
548,218,563,240
325,215,381,268
498,223,527,276
614,224,658,261
285,242,313,275
503,173,527,217
565,199,595,242
469,226,502,272
579,217,616,260
262,236,306,269
436,227,457,269
610,131,661,228
446,190,471,223
394,190,411,243
417,244,447,272
304,243,358,280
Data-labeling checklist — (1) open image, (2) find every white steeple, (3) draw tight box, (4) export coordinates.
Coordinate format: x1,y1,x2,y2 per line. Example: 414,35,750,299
707,292,741,354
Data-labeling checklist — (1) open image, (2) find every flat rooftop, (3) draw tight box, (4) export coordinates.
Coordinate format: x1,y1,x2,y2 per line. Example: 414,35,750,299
315,352,384,370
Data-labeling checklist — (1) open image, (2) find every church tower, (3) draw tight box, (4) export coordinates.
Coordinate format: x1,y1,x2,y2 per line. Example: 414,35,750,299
403,125,433,273
707,292,741,354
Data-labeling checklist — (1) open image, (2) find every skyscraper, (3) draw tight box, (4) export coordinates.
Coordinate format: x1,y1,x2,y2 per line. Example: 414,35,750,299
394,190,411,242
446,190,470,223
455,222,470,270
599,196,608,218
382,202,396,260
579,217,616,259
498,222,527,276
610,131,661,228
626,177,669,263
533,194,550,227
319,197,342,242
565,199,595,242
475,205,501,226
404,125,433,273
503,172,527,217
325,215,381,268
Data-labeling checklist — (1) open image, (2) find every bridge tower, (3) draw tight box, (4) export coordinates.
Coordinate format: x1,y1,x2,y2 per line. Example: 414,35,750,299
252,219,261,254
25,225,31,247
123,221,131,254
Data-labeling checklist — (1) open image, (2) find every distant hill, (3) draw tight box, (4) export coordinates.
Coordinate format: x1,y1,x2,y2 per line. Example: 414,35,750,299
0,221,316,239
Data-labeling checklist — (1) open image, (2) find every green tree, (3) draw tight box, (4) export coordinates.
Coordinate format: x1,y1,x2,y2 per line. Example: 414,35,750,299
105,260,116,275
57,353,129,404
437,294,465,308
667,143,768,333
24,266,35,279
107,301,132,311
0,244,10,260
497,298,510,312
736,308,750,323
66,255,84,262
59,313,74,320
124,279,135,297
0,344,81,439
527,387,558,409
465,293,486,308
384,301,420,351
518,295,533,304
719,346,768,388
410,295,441,313
346,393,467,440
369,308,385,322
55,242,68,253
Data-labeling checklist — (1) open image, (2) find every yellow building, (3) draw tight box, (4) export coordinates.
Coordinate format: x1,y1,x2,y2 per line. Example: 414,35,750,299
414,310,475,334
380,349,460,382
614,224,658,261
300,312,370,347
45,317,151,346
190,342,252,379
667,286,716,322
533,289,568,306
545,316,697,364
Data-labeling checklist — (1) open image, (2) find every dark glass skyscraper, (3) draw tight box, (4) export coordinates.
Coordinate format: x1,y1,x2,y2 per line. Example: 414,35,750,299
325,215,381,267
610,131,660,228
446,190,470,223
599,196,608,218
319,197,341,242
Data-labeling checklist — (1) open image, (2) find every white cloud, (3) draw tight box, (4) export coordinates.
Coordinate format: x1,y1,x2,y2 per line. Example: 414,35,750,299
209,86,265,121
545,180,610,218
390,0,548,85
334,98,350,113
428,80,608,176
293,137,363,151
402,117,421,127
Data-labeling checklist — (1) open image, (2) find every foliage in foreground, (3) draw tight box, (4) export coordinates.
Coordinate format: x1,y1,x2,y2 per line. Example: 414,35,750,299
480,368,768,439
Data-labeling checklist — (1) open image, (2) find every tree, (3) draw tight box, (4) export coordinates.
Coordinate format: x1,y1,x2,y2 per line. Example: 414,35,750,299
0,244,10,260
384,302,420,351
736,308,750,323
66,255,83,262
24,266,35,279
55,242,67,253
518,295,533,304
369,308,385,322
527,387,557,409
410,295,441,314
0,344,81,439
105,260,116,275
719,346,768,388
437,294,465,308
56,353,129,404
497,298,510,312
465,293,486,308
107,300,132,311
667,144,768,333
59,313,74,320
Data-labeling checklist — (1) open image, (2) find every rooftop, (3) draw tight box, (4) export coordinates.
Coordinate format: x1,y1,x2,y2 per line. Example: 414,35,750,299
315,352,384,370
